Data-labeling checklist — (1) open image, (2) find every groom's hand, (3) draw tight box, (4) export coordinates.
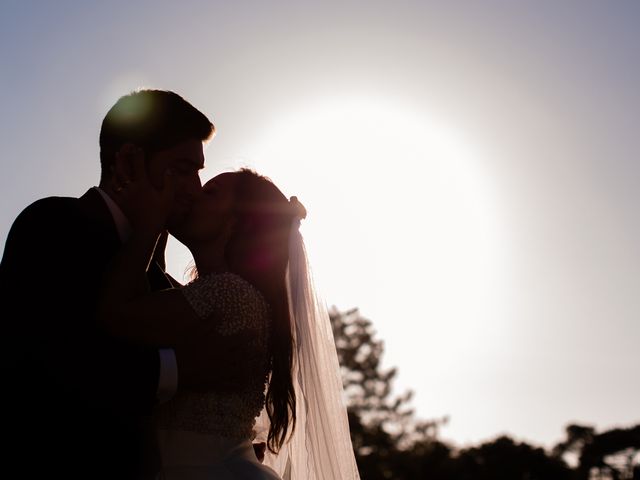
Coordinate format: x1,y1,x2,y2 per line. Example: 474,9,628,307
113,144,175,234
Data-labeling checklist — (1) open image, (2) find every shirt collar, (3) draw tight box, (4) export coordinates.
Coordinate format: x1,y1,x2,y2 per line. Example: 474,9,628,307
93,187,132,242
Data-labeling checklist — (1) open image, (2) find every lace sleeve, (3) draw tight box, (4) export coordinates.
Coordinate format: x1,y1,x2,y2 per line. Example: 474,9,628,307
181,272,270,337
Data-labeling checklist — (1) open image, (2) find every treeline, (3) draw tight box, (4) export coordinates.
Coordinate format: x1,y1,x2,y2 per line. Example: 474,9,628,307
330,308,640,480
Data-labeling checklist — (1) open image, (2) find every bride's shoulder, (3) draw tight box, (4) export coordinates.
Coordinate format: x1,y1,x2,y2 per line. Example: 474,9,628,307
181,272,270,326
185,272,259,297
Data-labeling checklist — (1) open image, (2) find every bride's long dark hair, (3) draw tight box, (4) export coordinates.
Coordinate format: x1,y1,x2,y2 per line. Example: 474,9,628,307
223,169,297,454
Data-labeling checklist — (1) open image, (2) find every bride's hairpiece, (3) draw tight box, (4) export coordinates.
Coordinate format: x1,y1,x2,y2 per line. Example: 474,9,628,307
289,196,307,222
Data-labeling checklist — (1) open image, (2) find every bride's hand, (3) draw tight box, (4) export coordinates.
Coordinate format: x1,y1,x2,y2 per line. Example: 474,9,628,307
113,144,175,235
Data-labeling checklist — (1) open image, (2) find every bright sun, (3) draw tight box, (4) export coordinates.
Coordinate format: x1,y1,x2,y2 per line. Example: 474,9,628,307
168,94,509,390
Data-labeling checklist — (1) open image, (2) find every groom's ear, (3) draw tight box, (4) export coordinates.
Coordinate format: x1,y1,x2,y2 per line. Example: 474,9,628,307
113,142,139,180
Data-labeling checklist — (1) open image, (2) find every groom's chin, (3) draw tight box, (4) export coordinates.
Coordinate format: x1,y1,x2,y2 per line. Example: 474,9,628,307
166,210,188,232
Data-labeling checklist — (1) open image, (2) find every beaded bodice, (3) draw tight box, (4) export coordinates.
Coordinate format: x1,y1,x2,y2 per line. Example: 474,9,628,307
154,272,271,441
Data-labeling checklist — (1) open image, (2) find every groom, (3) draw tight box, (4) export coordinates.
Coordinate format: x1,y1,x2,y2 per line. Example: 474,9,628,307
0,90,249,479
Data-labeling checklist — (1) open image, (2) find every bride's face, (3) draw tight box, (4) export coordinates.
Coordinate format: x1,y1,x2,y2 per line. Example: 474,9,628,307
171,173,237,246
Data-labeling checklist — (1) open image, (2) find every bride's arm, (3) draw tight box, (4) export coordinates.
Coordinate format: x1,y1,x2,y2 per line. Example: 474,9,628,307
97,225,259,391
97,225,200,347
97,226,256,392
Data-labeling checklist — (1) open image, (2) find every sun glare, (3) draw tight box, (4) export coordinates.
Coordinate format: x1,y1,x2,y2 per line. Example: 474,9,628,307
234,96,510,364
168,95,510,391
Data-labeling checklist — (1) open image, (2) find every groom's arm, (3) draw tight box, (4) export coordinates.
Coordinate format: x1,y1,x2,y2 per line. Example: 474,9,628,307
4,200,161,415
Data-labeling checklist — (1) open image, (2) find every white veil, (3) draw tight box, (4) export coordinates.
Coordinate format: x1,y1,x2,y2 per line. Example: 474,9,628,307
255,214,361,479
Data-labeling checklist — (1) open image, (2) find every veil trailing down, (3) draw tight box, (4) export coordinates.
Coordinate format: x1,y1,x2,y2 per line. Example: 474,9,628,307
256,204,361,479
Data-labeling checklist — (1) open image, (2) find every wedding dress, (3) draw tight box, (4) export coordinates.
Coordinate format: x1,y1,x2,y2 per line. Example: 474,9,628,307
154,272,281,480
153,219,361,479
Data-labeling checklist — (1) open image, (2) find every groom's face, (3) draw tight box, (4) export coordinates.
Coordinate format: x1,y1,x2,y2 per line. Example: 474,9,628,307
147,138,205,228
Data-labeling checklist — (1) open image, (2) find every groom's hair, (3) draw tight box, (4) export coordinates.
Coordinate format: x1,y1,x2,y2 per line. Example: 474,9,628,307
99,89,214,181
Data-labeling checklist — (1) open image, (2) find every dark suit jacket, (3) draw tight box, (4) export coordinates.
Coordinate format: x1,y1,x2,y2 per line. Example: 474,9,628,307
0,188,171,479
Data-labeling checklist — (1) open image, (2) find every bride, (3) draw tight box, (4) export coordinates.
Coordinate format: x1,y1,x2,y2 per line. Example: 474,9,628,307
97,155,360,479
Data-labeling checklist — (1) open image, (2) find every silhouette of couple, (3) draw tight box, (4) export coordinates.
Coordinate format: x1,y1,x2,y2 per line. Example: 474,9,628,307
0,90,359,479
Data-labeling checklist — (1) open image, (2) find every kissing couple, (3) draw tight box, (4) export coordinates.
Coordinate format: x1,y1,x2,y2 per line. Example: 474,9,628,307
0,89,360,479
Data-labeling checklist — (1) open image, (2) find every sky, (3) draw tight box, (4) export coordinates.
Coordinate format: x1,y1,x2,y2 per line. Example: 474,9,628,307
1,0,639,450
